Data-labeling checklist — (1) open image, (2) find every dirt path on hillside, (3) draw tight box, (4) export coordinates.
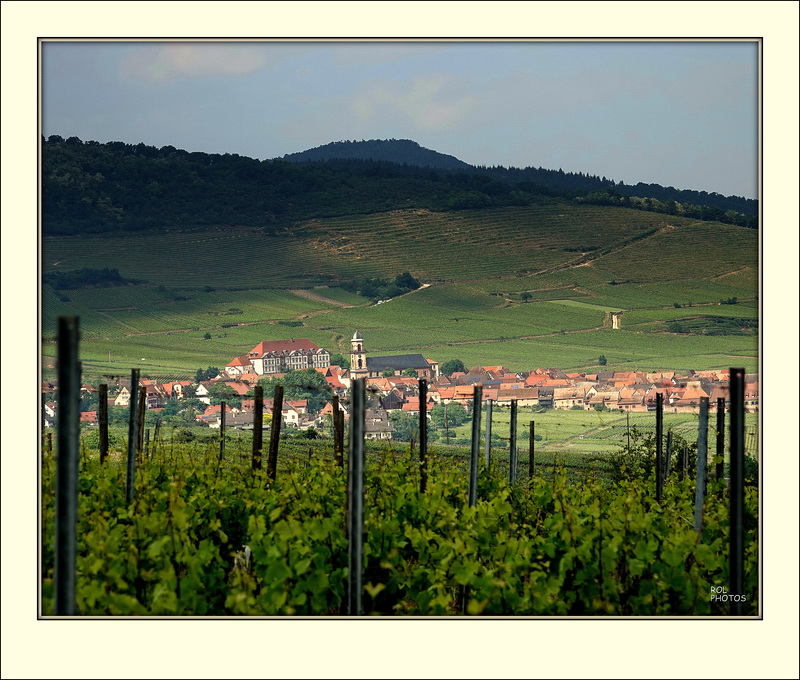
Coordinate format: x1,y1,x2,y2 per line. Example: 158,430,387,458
533,225,667,277
289,289,354,307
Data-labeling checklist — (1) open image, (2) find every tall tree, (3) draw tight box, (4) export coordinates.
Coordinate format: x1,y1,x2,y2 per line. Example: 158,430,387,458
259,368,332,412
440,359,466,376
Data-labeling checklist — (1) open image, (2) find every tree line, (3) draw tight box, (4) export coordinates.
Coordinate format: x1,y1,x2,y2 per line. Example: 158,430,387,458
42,136,757,237
341,271,422,302
43,267,141,290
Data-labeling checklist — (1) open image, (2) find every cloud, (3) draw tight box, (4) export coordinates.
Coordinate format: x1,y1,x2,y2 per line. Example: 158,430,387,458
328,43,445,66
357,75,478,130
122,43,274,83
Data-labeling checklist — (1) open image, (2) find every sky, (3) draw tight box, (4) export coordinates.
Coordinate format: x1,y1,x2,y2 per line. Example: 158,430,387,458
42,40,759,199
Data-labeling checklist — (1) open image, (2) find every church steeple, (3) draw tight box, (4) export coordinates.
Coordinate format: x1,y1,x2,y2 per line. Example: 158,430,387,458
350,331,368,379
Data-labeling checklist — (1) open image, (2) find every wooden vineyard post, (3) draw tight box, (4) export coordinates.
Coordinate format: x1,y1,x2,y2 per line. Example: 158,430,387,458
694,398,709,540
126,369,140,503
267,385,284,481
347,378,366,616
484,399,493,468
144,429,150,460
468,386,483,508
219,401,226,462
98,384,108,464
729,368,745,615
332,395,343,468
509,400,518,487
54,316,80,616
529,421,535,481
716,397,726,491
418,379,428,494
252,386,263,470
656,392,663,502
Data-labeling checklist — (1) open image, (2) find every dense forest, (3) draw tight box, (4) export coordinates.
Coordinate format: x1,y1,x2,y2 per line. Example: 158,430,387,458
285,139,758,218
42,136,758,235
283,138,472,171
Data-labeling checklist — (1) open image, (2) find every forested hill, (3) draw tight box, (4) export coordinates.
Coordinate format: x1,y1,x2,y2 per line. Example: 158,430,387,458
282,138,472,171
284,139,757,217
41,136,757,235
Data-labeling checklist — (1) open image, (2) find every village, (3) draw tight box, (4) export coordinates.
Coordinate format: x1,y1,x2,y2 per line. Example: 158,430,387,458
42,332,759,440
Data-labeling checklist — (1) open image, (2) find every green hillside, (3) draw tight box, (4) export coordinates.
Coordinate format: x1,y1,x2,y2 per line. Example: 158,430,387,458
41,203,758,381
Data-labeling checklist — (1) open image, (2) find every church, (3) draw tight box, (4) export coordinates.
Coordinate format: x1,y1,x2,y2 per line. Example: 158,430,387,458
349,331,439,381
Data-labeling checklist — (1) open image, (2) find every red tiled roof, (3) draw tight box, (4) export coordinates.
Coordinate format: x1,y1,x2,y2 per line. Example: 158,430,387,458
681,386,710,401
321,368,346,388
248,339,321,357
221,381,251,396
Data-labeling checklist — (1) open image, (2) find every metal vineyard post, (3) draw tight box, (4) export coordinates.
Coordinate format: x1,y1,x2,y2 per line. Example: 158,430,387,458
664,430,673,480
126,369,140,503
136,386,146,460
729,368,745,615
333,395,343,468
468,386,483,507
509,400,518,487
529,420,535,481
681,445,688,481
98,384,108,464
419,379,428,494
267,385,284,481
347,378,366,616
694,398,709,540
656,392,663,502
252,386,263,470
54,316,80,616
484,399,493,468
716,397,725,491
219,401,226,462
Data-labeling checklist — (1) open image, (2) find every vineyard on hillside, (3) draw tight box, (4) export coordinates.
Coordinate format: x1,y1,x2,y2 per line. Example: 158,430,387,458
41,199,758,382
40,436,758,617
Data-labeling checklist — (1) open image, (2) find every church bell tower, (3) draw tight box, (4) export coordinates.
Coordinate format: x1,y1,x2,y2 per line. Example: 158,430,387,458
350,331,368,380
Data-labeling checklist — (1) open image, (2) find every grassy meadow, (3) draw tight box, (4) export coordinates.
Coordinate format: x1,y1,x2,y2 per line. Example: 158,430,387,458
41,203,759,382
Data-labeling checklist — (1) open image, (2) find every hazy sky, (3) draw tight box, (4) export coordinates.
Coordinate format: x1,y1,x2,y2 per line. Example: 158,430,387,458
42,40,759,199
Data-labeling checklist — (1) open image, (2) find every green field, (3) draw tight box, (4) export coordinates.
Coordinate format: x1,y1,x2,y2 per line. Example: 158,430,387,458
439,406,759,457
41,203,759,381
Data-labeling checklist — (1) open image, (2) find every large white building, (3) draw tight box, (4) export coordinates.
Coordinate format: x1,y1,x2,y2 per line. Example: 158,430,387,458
245,339,330,375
